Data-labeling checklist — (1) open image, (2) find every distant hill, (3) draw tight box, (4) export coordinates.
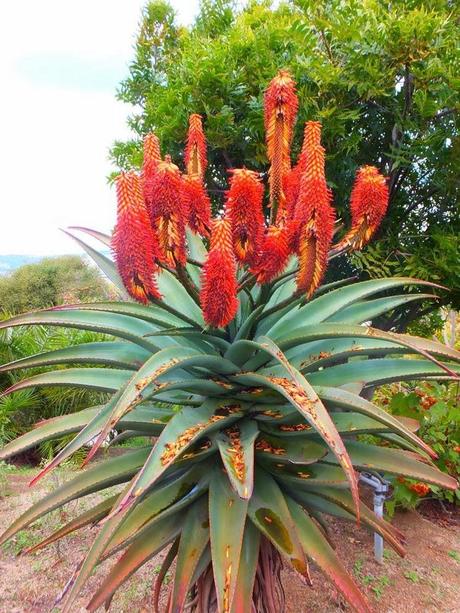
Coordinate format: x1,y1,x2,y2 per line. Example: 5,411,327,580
0,255,43,275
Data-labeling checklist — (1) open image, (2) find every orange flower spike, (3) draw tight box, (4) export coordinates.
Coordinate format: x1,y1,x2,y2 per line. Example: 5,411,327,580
112,172,161,304
294,140,336,297
264,70,298,222
226,168,265,266
182,175,212,237
185,113,208,179
145,156,187,267
335,165,389,252
142,133,161,195
200,217,239,328
252,225,290,284
285,121,323,221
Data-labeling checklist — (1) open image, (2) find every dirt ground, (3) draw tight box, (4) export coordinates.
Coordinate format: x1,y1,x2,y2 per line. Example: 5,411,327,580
0,465,459,613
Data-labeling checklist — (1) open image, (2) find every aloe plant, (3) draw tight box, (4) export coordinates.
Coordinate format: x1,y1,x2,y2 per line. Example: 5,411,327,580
1,71,459,613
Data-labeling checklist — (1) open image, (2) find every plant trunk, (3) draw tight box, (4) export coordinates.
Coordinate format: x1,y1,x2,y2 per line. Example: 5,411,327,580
188,538,285,613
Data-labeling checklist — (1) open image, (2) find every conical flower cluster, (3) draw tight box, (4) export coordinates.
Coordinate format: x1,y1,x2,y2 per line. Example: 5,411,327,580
112,70,389,327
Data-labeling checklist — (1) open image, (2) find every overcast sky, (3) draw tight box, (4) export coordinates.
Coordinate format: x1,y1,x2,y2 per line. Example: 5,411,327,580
0,0,200,255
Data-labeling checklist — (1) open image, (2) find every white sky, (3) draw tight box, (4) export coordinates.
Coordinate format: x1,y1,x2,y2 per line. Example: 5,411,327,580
0,0,200,255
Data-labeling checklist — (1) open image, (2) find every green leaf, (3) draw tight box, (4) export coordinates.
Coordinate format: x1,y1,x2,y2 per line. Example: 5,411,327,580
86,512,181,612
170,495,210,611
111,400,244,515
67,225,112,247
0,449,149,546
216,418,259,499
0,309,159,351
209,468,249,612
229,521,260,613
62,228,129,298
324,442,458,489
266,278,440,339
286,497,371,613
0,341,150,372
157,268,204,326
248,467,310,581
326,294,435,324
308,359,460,387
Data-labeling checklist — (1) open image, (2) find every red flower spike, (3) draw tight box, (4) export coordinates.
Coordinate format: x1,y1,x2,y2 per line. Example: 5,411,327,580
200,217,239,328
185,114,208,179
142,133,161,197
264,70,298,221
335,165,389,252
292,141,335,297
285,121,324,221
252,225,290,284
144,156,187,267
112,172,161,304
226,168,265,266
182,175,212,237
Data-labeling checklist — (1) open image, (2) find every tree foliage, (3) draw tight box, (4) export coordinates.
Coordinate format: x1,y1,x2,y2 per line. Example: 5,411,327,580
113,0,459,305
0,256,113,314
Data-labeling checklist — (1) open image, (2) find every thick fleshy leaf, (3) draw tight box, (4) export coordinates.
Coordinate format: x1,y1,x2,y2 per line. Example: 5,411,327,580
186,228,207,287
216,419,259,499
170,495,210,612
254,433,327,464
0,309,158,351
326,293,435,324
308,359,460,387
110,400,244,517
229,521,260,613
63,228,129,298
233,337,360,521
289,487,406,556
67,225,112,247
324,442,458,489
84,348,240,465
247,467,310,581
260,459,348,487
1,368,131,398
0,449,149,546
156,268,204,326
23,494,118,554
315,386,436,458
286,497,371,613
209,468,249,613
266,278,440,338
86,512,182,612
103,466,211,557
0,341,150,373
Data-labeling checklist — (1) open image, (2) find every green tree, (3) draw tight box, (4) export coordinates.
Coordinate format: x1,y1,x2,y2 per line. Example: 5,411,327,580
0,255,113,314
113,0,459,307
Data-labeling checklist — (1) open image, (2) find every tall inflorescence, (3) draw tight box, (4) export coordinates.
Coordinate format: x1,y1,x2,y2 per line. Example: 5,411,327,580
112,70,389,327
112,172,161,304
200,217,239,328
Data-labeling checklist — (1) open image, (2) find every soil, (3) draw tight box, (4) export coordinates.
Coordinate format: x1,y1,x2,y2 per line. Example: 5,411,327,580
0,467,459,613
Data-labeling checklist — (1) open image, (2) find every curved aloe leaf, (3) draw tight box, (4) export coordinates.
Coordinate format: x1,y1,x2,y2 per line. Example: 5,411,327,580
209,468,249,613
86,512,182,612
325,442,458,489
0,449,149,546
1,368,131,398
111,400,244,517
0,341,150,373
315,386,435,458
23,494,117,555
62,228,129,298
233,337,360,521
248,467,310,582
0,309,158,351
229,520,260,613
216,418,259,499
308,359,460,388
326,293,435,324
286,497,371,613
157,268,204,326
67,225,112,247
267,278,440,339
